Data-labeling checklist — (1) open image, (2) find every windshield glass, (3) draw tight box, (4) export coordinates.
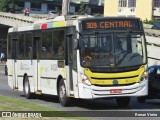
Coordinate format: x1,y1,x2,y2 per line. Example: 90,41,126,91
79,32,146,68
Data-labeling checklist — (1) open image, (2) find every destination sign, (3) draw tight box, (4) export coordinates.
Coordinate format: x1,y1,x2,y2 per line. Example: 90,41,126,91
81,19,141,31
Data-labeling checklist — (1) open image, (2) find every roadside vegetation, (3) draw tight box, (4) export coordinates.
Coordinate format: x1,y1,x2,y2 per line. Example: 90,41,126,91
75,3,103,17
0,0,19,13
0,95,88,120
143,18,160,25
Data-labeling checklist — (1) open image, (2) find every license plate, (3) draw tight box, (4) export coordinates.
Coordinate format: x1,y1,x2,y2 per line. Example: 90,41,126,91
110,89,122,94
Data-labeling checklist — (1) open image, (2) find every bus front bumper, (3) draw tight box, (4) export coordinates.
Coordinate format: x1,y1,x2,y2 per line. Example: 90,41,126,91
78,80,148,99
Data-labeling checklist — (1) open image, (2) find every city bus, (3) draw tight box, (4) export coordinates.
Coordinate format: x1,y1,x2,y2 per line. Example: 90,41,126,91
7,15,148,107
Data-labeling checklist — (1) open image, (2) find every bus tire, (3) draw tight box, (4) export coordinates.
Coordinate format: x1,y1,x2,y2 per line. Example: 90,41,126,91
116,97,130,107
58,79,70,106
23,76,33,99
137,97,146,103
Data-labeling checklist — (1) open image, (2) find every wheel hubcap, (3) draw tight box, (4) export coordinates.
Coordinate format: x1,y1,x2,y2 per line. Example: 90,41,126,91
25,79,29,95
60,85,66,102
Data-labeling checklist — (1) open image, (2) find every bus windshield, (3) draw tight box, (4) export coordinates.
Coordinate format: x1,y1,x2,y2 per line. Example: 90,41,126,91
79,32,147,68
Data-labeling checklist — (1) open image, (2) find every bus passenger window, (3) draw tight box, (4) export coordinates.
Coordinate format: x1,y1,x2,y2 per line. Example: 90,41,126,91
57,40,64,57
18,33,25,59
52,30,65,59
47,47,53,58
25,33,32,59
28,46,32,58
41,31,52,59
58,46,64,56
41,47,47,57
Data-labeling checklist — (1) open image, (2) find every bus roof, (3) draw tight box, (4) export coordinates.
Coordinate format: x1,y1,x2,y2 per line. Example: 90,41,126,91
8,15,141,33
8,15,93,33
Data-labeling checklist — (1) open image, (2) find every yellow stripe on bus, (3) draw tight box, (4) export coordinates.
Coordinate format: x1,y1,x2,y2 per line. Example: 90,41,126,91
84,66,145,85
62,68,66,79
91,78,138,85
40,67,44,76
9,68,13,75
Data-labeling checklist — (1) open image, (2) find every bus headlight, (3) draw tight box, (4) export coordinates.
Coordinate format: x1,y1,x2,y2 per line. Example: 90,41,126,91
140,72,148,82
80,74,91,86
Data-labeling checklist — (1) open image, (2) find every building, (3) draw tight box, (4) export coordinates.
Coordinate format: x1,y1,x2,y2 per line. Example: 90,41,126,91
15,0,62,14
15,0,104,15
70,0,104,14
104,0,160,21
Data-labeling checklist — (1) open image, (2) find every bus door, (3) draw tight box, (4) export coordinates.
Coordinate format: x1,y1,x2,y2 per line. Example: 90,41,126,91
33,37,41,92
11,39,18,89
66,34,78,97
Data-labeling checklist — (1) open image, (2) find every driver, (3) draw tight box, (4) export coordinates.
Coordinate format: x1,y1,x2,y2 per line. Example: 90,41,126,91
82,48,92,67
115,40,124,54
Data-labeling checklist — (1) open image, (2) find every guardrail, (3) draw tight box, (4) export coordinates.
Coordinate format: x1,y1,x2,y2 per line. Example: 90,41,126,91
0,12,51,27
143,24,160,37
0,12,37,23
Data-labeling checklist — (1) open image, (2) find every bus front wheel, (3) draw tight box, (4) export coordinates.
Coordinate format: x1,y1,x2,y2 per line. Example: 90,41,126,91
116,97,130,107
58,79,70,106
23,76,33,99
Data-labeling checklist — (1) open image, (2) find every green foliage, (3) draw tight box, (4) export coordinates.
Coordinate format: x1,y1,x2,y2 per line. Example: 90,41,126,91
143,19,154,25
77,4,88,15
93,13,103,17
154,19,160,24
0,0,18,13
55,7,62,15
143,18,160,25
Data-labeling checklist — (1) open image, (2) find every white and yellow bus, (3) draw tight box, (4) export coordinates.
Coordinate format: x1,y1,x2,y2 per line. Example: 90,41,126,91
7,15,148,107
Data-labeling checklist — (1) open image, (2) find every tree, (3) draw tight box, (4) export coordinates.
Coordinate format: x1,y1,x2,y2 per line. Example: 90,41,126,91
55,7,61,15
0,0,18,13
76,4,88,15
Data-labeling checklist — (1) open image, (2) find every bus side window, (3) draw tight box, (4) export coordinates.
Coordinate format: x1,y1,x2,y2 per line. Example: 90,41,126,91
47,47,53,58
41,47,47,57
53,30,65,59
58,46,64,56
18,33,25,59
25,33,32,59
41,31,52,59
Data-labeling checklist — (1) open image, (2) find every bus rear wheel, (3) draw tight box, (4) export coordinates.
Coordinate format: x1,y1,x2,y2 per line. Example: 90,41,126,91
23,76,33,99
116,97,130,107
58,79,70,106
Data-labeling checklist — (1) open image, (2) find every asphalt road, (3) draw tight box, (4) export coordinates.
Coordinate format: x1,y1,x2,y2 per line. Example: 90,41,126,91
0,65,160,120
